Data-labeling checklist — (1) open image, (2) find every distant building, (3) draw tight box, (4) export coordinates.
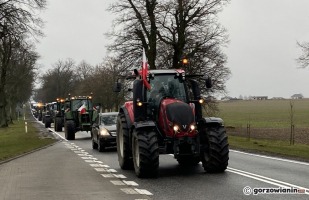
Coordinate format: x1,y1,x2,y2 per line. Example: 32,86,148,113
251,96,268,100
291,94,303,99
220,96,239,101
221,96,232,101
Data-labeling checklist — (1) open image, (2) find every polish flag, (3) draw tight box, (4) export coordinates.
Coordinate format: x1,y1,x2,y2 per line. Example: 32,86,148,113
142,49,151,90
78,103,87,114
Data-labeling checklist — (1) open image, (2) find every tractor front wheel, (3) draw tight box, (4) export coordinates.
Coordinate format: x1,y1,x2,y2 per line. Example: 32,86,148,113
54,117,62,132
200,126,229,172
65,120,76,140
45,118,52,128
117,114,133,169
132,130,159,178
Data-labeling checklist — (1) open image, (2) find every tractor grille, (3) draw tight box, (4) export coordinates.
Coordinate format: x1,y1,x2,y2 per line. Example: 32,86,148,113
166,102,194,129
81,114,90,123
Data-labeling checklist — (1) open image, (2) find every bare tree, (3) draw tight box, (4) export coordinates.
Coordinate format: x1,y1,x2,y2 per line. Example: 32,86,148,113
108,0,158,69
75,57,124,111
296,41,309,68
108,0,231,97
0,0,46,127
35,59,78,102
6,41,38,122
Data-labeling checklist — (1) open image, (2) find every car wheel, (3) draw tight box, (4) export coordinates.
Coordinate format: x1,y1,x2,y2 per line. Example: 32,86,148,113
98,138,106,152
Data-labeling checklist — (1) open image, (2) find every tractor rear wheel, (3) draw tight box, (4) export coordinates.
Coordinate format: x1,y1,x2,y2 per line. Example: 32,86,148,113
200,126,229,172
117,114,133,169
132,130,159,178
65,120,76,140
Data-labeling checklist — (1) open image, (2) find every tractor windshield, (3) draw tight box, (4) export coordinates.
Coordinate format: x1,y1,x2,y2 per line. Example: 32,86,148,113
147,74,187,103
71,99,93,111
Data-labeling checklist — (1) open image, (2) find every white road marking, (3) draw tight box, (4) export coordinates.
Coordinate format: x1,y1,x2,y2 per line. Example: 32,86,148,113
113,174,126,179
123,181,139,186
85,160,96,163
90,164,103,167
101,174,114,178
82,157,97,160
134,189,153,195
230,149,309,166
94,168,107,172
77,153,89,156
227,167,309,194
121,188,139,194
101,174,128,179
111,180,125,186
48,128,67,141
106,169,117,173
52,130,152,198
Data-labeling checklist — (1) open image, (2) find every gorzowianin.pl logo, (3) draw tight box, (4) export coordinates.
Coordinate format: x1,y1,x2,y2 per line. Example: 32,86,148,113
243,186,309,195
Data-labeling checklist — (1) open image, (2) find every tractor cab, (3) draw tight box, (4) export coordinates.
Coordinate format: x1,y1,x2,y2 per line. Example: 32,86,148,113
147,71,188,109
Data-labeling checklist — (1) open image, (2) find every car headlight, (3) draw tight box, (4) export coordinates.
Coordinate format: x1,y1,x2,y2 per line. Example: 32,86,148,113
100,128,109,136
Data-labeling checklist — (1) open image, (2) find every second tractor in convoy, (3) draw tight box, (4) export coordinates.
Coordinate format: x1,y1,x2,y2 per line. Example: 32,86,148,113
63,94,97,140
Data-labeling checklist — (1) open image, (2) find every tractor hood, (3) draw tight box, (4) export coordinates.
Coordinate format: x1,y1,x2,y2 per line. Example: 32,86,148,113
166,102,194,130
158,99,196,138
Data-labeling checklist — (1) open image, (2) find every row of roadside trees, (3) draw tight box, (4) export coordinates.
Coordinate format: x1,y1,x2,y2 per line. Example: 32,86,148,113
35,0,232,112
34,58,123,111
0,0,46,127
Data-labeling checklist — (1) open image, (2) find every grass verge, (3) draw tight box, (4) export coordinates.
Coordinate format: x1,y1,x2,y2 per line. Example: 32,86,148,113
229,135,309,162
0,120,56,162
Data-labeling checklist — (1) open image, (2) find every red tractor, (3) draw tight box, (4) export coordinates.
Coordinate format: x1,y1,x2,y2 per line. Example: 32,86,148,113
113,68,229,178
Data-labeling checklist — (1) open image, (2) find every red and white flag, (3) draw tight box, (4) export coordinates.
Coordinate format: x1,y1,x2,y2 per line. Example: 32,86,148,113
78,103,87,114
142,49,151,90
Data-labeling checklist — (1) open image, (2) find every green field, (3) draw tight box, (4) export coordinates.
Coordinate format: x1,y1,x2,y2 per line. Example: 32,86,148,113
215,99,309,161
0,120,56,162
217,99,309,128
229,136,309,161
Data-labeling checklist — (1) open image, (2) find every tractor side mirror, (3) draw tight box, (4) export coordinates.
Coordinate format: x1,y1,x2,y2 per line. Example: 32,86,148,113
205,76,212,89
113,82,122,92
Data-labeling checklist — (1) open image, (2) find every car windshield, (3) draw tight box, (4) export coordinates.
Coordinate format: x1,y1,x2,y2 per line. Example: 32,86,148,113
101,114,117,126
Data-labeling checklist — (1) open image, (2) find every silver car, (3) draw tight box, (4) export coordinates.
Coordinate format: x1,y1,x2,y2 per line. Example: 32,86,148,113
91,112,118,152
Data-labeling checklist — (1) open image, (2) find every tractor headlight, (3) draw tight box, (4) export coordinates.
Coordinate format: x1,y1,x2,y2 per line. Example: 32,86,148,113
198,99,204,104
100,128,109,136
136,99,143,106
173,125,180,133
189,124,196,132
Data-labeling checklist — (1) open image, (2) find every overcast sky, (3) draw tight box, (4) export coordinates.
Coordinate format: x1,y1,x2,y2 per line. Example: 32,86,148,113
36,0,309,99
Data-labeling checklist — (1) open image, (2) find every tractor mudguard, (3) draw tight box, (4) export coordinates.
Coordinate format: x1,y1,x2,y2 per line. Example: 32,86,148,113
64,111,74,120
134,121,156,131
199,117,224,127
120,105,133,129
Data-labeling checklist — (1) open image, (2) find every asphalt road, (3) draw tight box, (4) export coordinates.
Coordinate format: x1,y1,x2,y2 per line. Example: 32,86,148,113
53,127,309,200
1,120,308,200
